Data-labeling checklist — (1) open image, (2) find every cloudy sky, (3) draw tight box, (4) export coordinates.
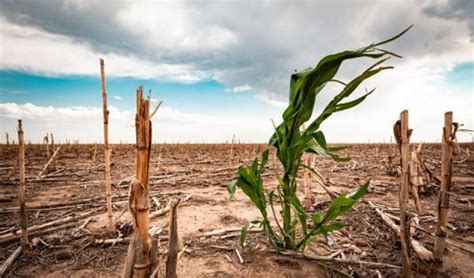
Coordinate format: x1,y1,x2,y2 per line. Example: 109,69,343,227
0,0,472,143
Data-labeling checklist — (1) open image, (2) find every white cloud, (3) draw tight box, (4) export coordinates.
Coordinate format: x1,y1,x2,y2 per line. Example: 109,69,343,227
225,85,253,93
0,102,129,143
0,102,275,143
0,17,211,82
0,102,103,120
113,95,122,100
117,1,237,52
317,59,473,143
256,91,287,108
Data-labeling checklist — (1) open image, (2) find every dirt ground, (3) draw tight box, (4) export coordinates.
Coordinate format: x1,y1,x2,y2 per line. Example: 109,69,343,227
1,143,473,277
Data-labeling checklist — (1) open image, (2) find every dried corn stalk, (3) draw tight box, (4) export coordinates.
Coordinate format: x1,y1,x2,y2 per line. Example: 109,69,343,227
123,86,154,278
100,59,114,231
395,111,413,278
433,112,457,272
166,199,181,278
50,133,56,171
43,133,50,159
17,120,29,249
409,144,423,214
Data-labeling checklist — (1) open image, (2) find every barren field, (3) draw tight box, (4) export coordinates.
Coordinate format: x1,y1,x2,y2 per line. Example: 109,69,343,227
1,143,473,277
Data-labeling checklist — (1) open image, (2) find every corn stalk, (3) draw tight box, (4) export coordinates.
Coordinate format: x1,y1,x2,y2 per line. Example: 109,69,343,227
433,112,457,273
131,86,151,277
123,86,162,278
17,119,29,249
229,26,411,250
100,58,114,231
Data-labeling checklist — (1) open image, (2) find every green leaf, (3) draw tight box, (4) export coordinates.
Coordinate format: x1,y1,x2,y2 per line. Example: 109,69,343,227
312,131,327,149
335,89,374,112
288,194,308,237
322,194,355,223
305,132,351,162
251,157,259,173
351,180,370,200
320,223,344,234
328,145,347,152
260,149,269,174
311,212,322,225
328,153,351,162
306,141,328,156
372,24,413,47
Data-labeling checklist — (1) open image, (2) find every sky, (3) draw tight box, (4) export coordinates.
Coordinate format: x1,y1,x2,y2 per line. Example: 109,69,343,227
0,0,472,144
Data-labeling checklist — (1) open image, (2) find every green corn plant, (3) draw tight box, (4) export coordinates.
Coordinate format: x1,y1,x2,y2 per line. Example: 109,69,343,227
228,26,411,250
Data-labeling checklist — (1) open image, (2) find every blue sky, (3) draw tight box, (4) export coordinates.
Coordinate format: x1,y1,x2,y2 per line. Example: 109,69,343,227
445,62,474,91
0,70,280,115
0,69,283,143
0,0,472,143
